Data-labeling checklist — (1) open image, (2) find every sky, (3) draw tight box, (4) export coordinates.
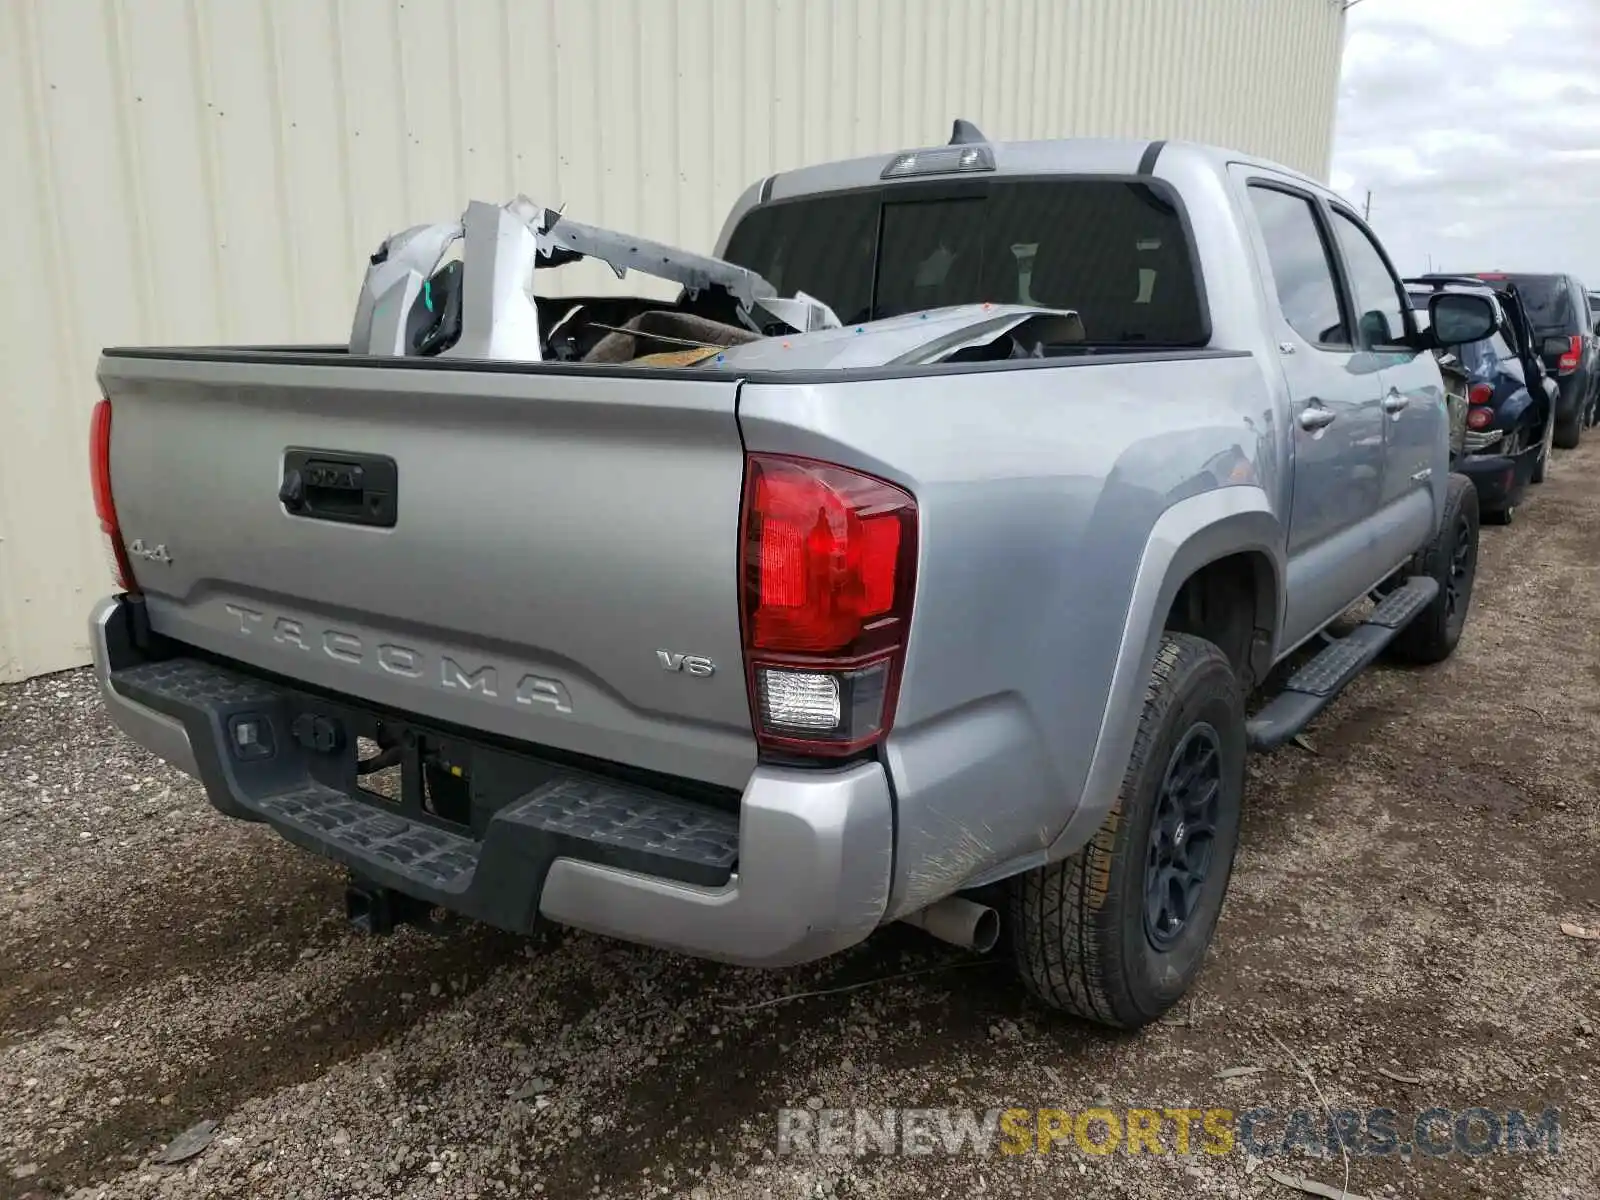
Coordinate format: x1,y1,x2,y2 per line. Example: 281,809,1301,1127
1330,0,1600,284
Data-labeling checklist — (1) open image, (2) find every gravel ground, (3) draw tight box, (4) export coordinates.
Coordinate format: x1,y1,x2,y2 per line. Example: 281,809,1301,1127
3,444,1598,1200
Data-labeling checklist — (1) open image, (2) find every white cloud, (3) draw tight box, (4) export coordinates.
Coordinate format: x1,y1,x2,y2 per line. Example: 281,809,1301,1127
1331,0,1600,281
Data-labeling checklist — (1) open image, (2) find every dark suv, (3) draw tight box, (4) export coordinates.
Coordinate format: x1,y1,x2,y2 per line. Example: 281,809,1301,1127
1408,276,1558,522
1457,272,1594,447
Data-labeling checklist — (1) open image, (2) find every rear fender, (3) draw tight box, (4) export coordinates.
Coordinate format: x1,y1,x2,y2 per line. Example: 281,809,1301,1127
1043,486,1283,861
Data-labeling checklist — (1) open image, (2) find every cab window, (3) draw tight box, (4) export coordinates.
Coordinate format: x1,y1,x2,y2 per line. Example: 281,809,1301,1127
1329,209,1410,350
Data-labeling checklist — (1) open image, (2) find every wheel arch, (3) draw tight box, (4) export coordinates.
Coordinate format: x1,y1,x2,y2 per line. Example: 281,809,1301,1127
1043,487,1283,862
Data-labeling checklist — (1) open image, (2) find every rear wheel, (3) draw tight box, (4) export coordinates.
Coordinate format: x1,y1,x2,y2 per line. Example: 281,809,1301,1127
1390,473,1479,664
1554,408,1582,450
1008,634,1245,1029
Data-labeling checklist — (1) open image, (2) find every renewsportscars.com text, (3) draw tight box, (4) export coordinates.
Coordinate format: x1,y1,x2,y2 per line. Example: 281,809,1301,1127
776,1106,1562,1159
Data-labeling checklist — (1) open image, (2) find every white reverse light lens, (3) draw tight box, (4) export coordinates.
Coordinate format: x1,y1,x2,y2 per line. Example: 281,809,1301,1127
758,668,841,731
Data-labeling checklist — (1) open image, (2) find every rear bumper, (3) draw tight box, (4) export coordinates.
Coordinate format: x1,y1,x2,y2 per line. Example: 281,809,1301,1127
89,596,893,967
1455,453,1522,510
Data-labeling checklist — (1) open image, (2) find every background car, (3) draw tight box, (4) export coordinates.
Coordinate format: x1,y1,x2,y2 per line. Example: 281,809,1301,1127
1588,290,1600,426
1454,272,1594,448
1408,276,1557,523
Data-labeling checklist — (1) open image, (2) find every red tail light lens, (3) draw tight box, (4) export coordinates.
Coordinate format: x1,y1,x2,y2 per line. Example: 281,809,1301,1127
1468,382,1494,406
740,454,917,756
1466,406,1494,430
90,398,137,592
1558,335,1582,373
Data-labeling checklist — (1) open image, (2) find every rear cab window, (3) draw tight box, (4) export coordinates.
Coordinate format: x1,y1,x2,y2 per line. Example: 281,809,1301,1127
721,179,1209,349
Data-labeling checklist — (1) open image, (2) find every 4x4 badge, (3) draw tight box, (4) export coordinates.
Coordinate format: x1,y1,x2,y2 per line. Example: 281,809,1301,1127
127,539,173,566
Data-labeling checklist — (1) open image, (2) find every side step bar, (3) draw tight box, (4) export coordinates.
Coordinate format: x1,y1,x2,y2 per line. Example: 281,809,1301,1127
1246,575,1438,752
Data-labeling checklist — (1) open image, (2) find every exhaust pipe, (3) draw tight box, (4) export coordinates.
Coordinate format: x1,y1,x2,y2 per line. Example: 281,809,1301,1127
902,896,1000,953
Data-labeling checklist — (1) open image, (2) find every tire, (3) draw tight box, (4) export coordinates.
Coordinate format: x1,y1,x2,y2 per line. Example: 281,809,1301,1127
1554,409,1582,450
1389,473,1479,665
1008,633,1245,1030
1484,503,1514,527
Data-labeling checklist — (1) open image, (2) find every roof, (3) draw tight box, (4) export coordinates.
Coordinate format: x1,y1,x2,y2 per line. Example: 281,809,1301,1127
761,135,1329,204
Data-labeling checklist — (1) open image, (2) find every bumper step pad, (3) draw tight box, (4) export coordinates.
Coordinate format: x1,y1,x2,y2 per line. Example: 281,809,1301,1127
108,655,741,930
502,777,739,885
258,786,480,891
1246,575,1438,752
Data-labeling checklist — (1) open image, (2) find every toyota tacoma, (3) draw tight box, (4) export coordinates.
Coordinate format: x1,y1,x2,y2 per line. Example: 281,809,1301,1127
89,126,1494,1029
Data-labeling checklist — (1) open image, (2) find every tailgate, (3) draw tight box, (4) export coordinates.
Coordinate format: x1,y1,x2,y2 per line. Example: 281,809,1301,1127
97,353,756,789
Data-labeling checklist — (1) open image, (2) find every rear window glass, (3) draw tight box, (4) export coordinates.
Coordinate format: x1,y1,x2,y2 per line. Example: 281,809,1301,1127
1480,274,1573,331
722,180,1207,347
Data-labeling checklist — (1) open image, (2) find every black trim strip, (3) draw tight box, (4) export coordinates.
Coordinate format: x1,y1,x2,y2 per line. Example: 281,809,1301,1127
1137,140,1166,175
100,344,1250,385
757,174,776,204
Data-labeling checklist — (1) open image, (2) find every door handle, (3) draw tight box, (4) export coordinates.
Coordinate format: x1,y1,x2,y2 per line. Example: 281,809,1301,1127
1383,388,1409,414
1298,402,1337,431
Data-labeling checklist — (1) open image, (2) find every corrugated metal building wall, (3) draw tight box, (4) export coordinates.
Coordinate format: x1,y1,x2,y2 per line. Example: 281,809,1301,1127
0,0,1347,681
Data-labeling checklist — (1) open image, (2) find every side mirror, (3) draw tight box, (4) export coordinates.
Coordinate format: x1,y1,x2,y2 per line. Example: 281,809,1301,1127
1428,292,1496,347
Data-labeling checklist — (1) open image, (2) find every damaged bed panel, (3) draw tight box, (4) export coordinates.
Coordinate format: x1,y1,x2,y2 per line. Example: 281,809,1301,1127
347,195,842,364
706,307,1087,371
344,194,1083,372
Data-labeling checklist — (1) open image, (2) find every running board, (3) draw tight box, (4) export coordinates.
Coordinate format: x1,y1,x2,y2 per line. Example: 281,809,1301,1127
1246,575,1438,752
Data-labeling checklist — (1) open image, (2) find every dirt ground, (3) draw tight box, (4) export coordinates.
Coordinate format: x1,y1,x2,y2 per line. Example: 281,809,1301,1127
3,445,1598,1200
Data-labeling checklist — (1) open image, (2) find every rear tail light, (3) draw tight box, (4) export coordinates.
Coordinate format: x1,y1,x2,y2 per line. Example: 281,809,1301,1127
739,454,917,756
1466,406,1494,430
1468,382,1493,406
90,398,137,593
1557,334,1583,373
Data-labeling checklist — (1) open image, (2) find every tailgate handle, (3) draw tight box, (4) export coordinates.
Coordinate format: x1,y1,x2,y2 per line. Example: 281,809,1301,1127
281,449,398,528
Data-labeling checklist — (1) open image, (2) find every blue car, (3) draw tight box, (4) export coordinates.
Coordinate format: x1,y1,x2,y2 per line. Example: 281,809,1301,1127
1406,277,1557,525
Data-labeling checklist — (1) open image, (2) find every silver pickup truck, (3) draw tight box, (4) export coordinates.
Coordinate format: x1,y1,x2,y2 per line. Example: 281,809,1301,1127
90,129,1500,1029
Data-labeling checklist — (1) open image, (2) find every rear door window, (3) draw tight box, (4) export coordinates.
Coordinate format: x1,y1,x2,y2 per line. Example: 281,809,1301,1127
722,179,1208,346
1246,185,1349,347
1329,209,1410,350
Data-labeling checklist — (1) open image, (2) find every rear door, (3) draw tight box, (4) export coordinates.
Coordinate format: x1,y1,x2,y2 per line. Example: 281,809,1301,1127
1324,205,1443,572
1236,174,1388,648
97,353,757,789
